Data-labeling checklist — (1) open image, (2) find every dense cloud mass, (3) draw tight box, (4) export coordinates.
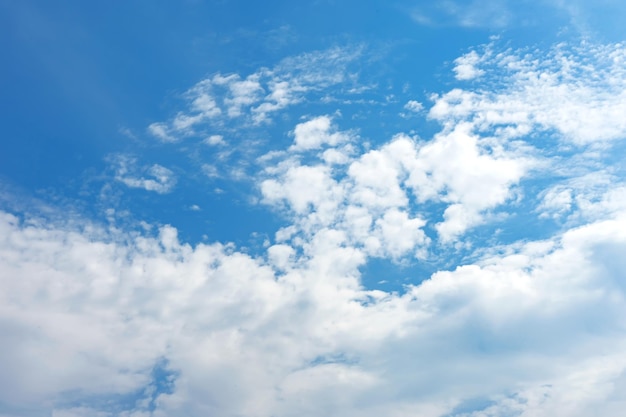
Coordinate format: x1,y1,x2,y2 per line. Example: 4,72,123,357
2,189,626,416
2,16,626,417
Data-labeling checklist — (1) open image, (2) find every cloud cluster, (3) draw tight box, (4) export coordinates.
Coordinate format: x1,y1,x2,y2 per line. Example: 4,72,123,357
431,42,626,145
3,40,626,417
147,46,363,142
2,198,626,416
261,115,530,247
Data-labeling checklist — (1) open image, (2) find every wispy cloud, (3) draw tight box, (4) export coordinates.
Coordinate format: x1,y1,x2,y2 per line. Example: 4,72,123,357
453,50,486,80
411,0,512,28
109,154,176,194
147,46,365,142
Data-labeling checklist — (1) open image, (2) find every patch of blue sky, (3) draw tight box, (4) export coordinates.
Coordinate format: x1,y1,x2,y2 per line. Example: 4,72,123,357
360,257,437,294
358,208,558,295
308,352,359,367
443,396,499,417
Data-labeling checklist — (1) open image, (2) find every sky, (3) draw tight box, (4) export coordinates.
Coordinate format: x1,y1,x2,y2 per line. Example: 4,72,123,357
2,0,626,416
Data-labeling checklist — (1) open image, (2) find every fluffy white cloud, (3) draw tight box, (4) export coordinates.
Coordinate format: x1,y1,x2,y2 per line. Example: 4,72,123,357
2,199,626,415
259,118,432,258
408,124,530,241
453,50,485,80
261,115,530,245
403,100,424,114
347,142,411,211
261,163,345,219
404,100,423,112
373,208,428,259
290,116,351,151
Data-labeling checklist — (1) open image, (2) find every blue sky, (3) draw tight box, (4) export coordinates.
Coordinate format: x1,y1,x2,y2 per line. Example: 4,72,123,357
2,1,626,416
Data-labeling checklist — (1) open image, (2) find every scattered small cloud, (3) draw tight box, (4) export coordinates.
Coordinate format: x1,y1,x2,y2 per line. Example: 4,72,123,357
203,134,226,146
202,163,220,178
108,154,176,194
453,50,485,80
148,122,177,143
118,127,138,141
289,115,352,151
400,99,424,118
403,100,424,112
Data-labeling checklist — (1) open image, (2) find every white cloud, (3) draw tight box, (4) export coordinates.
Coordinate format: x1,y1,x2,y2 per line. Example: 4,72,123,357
538,187,574,219
373,209,428,259
416,41,626,240
261,163,345,227
430,42,626,145
148,46,364,141
260,114,530,249
453,50,485,80
203,134,225,146
407,124,530,241
109,154,176,194
2,201,626,415
403,100,424,112
538,172,626,223
223,74,264,117
147,122,175,142
347,138,414,211
290,116,351,151
256,42,626,249
260,122,432,259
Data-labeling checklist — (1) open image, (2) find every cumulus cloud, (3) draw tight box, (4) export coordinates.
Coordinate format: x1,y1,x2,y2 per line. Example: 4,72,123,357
290,116,352,151
403,99,424,112
259,118,433,258
2,200,626,415
453,50,485,80
260,115,530,245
